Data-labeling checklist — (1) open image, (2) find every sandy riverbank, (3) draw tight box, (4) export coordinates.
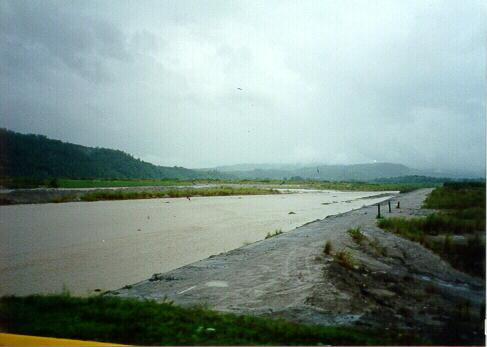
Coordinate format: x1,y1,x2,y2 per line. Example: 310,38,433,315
113,188,484,344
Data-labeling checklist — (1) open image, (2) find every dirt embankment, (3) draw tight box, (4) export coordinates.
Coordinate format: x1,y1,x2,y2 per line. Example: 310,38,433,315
110,189,484,344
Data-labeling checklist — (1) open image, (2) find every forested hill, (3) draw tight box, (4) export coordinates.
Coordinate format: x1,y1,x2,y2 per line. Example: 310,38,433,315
0,129,226,179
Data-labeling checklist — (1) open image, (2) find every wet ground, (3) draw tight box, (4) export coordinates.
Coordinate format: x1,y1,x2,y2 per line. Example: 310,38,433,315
111,189,485,344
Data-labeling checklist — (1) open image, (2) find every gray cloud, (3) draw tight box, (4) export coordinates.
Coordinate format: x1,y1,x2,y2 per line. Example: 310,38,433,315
0,0,485,174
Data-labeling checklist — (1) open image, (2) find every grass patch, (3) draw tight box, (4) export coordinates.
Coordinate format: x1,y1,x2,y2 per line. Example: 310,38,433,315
0,294,419,345
59,178,193,188
291,181,440,193
333,250,356,269
377,182,485,278
369,237,388,257
265,229,283,239
379,217,485,277
423,182,485,210
51,195,76,203
347,227,366,243
80,187,279,202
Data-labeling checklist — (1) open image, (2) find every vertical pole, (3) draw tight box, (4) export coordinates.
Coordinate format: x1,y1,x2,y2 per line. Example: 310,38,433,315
377,204,381,218
388,200,391,213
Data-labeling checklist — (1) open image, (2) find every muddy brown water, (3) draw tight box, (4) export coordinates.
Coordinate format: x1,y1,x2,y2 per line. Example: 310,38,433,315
0,190,394,296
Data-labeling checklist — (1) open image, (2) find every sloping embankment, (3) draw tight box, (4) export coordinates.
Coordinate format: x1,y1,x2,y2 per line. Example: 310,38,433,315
110,189,484,344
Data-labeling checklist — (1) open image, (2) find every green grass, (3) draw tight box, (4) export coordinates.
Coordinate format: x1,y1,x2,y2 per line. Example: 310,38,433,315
347,227,366,243
0,294,421,345
377,182,485,278
423,182,486,210
79,187,280,202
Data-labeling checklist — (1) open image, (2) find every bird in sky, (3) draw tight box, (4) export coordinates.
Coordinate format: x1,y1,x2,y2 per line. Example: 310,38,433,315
237,87,242,90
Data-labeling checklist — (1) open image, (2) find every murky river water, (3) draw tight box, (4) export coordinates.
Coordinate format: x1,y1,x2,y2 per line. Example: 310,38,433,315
0,190,393,295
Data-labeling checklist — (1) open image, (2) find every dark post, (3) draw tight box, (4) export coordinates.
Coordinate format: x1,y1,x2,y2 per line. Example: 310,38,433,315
388,200,391,213
377,204,381,218
396,201,400,209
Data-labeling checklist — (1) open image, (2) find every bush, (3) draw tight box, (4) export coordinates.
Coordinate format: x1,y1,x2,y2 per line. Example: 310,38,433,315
334,250,356,269
265,229,283,239
324,240,333,255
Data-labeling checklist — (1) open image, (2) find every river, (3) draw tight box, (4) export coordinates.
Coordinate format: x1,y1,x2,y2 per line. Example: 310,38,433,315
0,190,394,295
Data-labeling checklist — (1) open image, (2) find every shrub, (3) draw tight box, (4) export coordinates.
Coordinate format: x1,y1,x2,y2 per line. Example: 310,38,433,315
334,250,356,269
324,240,333,255
265,229,283,239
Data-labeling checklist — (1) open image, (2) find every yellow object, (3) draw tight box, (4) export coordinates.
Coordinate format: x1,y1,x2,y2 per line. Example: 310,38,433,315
0,333,127,346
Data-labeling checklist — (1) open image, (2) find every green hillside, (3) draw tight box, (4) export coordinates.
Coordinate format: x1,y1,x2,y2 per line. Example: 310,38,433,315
0,129,226,180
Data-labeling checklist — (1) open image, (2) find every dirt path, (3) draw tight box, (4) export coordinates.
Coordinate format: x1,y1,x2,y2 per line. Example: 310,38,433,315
112,188,484,343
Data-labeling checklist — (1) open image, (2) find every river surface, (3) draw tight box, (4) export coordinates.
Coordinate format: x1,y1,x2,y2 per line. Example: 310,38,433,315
0,190,394,295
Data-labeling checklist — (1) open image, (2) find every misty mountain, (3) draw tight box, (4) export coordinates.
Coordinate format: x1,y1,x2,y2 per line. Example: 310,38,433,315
1,129,482,182
210,163,484,181
214,163,308,172
212,163,413,181
0,129,228,180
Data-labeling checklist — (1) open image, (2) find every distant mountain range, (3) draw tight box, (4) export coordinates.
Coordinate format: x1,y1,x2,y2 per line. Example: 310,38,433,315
0,129,483,181
210,163,484,181
212,162,412,181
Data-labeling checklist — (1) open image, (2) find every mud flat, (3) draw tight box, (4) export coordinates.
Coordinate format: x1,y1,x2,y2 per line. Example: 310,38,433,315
0,190,392,296
113,189,484,344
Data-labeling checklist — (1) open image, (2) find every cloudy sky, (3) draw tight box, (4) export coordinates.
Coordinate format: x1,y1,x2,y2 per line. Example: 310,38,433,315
1,1,485,174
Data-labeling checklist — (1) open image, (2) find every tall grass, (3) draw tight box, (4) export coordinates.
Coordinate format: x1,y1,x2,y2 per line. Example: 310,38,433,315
347,227,366,243
423,182,485,210
378,183,485,278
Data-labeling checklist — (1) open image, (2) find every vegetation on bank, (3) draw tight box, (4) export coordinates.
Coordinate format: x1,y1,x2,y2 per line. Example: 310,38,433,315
265,229,283,239
1,176,441,193
293,181,441,193
79,187,280,202
378,182,485,278
0,294,422,346
347,227,366,243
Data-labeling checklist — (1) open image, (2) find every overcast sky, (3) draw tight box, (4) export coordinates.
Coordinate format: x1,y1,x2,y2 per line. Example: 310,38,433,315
1,1,485,173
